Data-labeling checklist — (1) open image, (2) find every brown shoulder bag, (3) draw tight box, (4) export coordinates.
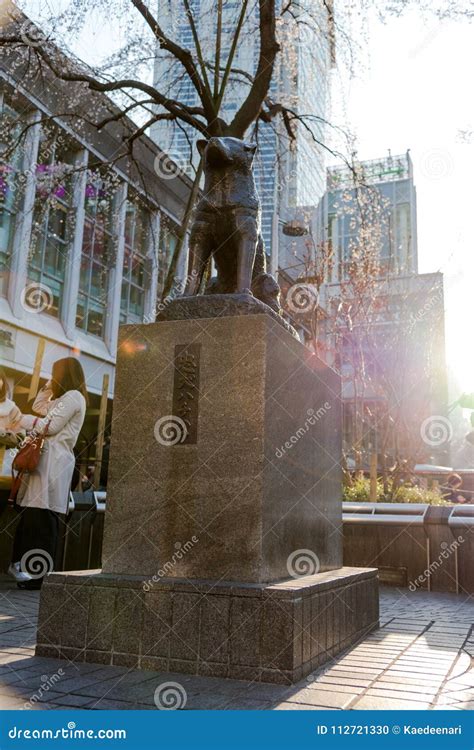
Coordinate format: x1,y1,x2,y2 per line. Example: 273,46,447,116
9,419,49,503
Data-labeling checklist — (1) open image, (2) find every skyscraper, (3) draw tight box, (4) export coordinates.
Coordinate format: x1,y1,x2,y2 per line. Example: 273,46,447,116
151,0,335,273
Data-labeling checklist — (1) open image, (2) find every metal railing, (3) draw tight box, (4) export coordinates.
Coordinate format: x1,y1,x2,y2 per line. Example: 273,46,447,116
342,502,428,525
57,491,106,572
343,502,474,527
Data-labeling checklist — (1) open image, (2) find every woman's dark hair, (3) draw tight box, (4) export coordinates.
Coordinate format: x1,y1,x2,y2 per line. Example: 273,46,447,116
51,357,88,405
0,367,8,402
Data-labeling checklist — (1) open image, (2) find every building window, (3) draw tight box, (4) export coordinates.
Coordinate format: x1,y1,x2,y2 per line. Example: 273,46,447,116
76,171,118,338
0,99,22,297
395,203,411,271
28,131,75,317
120,201,151,323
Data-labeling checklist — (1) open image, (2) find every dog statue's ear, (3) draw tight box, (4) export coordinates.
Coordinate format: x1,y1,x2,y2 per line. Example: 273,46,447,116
196,139,208,156
244,142,257,155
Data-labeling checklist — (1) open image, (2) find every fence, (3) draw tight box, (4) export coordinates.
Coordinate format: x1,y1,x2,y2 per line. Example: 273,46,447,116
343,501,474,593
0,494,472,594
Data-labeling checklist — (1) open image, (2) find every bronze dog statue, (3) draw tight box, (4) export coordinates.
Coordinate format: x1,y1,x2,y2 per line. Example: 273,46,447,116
185,137,278,304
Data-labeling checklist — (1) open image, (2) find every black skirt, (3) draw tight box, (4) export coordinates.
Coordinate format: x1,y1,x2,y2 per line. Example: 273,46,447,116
11,506,60,587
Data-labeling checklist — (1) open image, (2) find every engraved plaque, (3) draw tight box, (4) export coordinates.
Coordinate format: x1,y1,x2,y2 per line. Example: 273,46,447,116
172,343,201,444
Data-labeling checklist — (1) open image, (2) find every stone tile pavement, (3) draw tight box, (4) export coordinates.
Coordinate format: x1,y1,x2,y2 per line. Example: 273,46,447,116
0,581,472,710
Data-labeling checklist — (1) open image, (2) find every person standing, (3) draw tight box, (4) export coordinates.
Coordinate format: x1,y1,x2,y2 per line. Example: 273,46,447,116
9,357,88,588
441,473,467,504
0,367,23,439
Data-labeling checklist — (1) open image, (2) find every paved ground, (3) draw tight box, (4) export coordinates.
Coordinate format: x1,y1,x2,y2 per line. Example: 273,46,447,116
0,582,472,710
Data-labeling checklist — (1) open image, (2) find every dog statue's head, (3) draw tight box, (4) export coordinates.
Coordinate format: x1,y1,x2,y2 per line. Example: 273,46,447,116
197,137,257,171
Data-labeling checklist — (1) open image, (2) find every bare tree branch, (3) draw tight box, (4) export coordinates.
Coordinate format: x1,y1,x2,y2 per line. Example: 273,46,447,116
228,0,280,137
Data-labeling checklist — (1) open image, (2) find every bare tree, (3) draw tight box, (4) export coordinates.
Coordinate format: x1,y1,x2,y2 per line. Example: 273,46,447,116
2,0,469,302
1,0,370,300
283,166,448,489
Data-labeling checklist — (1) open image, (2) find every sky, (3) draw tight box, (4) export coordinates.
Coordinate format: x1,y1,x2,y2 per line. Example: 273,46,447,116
17,1,474,396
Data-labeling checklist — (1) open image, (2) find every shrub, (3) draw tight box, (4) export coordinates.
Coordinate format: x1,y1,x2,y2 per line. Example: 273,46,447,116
342,477,444,505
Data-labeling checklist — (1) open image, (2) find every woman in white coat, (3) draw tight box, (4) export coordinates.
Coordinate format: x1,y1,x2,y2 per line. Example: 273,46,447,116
9,357,88,588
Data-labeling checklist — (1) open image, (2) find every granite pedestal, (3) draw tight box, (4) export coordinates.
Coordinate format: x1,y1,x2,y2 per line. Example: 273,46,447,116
36,567,378,683
36,305,379,683
102,312,342,582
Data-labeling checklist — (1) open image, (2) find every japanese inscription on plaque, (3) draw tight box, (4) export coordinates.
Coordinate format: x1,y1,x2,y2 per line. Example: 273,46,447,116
172,343,201,444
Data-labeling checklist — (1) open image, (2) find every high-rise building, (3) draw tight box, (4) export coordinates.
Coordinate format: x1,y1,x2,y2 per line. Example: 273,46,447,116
278,151,418,283
320,151,418,280
151,1,335,273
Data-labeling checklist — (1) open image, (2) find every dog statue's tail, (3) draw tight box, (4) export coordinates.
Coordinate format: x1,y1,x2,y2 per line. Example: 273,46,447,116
252,234,267,280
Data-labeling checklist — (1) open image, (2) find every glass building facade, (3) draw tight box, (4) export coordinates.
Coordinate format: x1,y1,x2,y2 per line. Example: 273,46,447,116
0,101,181,342
0,82,184,389
316,153,418,281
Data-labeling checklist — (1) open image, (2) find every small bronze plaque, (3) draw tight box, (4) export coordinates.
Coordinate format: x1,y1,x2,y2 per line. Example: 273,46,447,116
172,343,201,444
